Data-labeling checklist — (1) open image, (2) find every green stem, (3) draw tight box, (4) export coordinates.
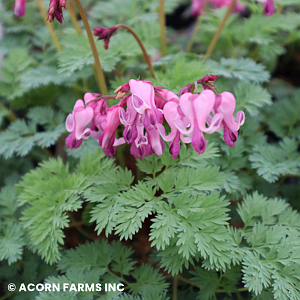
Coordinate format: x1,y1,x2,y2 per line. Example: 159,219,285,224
66,0,82,35
0,103,17,122
276,4,283,15
117,24,156,78
236,291,243,300
68,212,95,240
0,291,16,300
68,221,84,227
83,78,88,90
177,274,200,288
116,144,126,169
106,268,132,286
173,275,178,300
113,68,123,78
136,167,144,181
204,0,237,61
35,0,62,51
249,44,260,61
186,1,207,53
42,148,54,157
176,274,249,294
155,92,167,102
186,13,202,53
159,0,167,57
201,82,219,95
73,0,108,94
216,287,249,293
83,94,116,108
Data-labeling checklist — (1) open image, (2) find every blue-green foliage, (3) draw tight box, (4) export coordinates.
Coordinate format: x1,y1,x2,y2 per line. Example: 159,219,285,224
18,158,87,264
236,192,300,300
37,240,169,299
0,186,25,264
0,48,35,100
233,81,272,116
208,58,270,83
0,107,65,158
57,30,120,76
154,53,209,91
1,0,300,299
265,89,300,139
249,138,300,183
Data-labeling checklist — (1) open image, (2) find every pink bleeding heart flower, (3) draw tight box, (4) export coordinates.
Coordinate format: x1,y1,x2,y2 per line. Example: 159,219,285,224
257,0,277,16
130,134,153,159
146,122,165,157
65,132,82,149
130,114,164,159
131,80,164,155
175,90,223,154
263,0,275,16
160,101,188,158
114,82,131,100
153,87,177,109
99,104,121,157
157,91,190,158
179,82,197,97
120,79,164,157
191,0,205,16
14,0,27,17
129,115,153,159
47,0,66,24
119,97,138,144
83,93,108,142
197,74,219,91
65,98,94,149
129,79,154,114
214,92,245,147
91,100,108,133
93,25,120,49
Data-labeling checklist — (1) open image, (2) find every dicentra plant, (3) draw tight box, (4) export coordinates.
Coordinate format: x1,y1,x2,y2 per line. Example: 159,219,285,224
0,0,299,299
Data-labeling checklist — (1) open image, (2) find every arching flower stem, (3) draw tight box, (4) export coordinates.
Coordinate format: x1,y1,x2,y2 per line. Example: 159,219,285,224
202,82,219,95
83,94,116,108
117,24,156,78
204,0,237,61
73,0,108,95
155,92,168,103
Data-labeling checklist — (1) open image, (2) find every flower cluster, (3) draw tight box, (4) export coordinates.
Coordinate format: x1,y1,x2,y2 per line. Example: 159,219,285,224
191,0,278,17
13,0,66,22
65,78,245,159
191,0,245,17
12,0,279,24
